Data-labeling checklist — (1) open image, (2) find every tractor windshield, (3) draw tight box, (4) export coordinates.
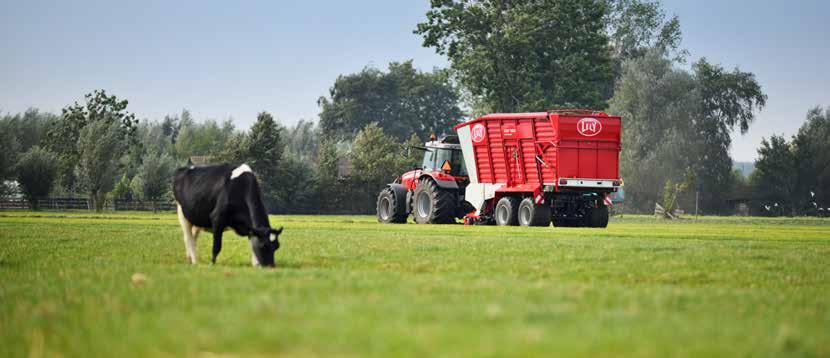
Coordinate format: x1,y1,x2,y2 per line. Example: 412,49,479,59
422,147,467,177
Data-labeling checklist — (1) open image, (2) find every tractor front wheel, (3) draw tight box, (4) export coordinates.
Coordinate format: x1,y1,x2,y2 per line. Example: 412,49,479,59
377,187,407,223
412,179,457,224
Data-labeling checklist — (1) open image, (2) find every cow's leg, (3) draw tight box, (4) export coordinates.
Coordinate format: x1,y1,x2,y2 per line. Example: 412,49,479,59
211,225,223,264
176,204,198,264
251,249,260,267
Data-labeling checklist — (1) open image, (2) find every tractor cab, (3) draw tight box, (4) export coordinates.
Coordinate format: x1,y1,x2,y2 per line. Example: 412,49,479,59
418,137,467,177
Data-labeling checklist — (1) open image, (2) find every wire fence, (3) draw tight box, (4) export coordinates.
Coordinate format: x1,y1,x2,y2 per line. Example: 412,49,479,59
0,197,176,211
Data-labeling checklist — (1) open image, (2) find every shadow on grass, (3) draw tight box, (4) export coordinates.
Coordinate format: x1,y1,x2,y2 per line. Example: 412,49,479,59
0,259,19,268
676,236,830,245
212,258,341,270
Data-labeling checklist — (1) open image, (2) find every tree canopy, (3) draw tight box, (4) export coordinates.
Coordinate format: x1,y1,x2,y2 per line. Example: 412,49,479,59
416,0,614,112
76,120,128,211
245,112,285,208
46,90,138,195
15,146,59,210
609,50,766,213
318,60,462,140
752,107,830,215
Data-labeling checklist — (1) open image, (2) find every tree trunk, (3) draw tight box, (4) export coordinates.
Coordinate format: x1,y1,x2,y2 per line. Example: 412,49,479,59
89,190,97,211
97,192,106,211
90,190,106,212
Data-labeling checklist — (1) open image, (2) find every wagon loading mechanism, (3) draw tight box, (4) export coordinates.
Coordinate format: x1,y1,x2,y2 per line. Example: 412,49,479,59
377,109,622,228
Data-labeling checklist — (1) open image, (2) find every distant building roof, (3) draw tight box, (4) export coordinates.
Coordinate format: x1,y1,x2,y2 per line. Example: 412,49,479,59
189,156,214,165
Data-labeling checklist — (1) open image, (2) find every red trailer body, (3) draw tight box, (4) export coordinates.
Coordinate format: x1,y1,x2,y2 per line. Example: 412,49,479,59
454,110,622,226
455,111,621,188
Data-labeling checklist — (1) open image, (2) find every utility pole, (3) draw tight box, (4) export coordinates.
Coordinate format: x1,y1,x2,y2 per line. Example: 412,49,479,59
695,190,699,218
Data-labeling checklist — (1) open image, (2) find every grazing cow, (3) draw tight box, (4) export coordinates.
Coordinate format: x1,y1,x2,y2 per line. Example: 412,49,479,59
173,163,282,267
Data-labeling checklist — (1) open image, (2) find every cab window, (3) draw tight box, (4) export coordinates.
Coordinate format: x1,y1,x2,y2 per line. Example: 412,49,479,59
421,150,435,170
429,148,467,176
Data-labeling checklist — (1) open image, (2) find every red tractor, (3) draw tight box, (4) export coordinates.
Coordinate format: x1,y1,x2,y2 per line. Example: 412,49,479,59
377,110,622,227
376,134,471,224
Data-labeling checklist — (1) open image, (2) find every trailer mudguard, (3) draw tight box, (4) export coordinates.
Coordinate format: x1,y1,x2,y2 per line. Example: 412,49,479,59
386,183,409,215
415,173,460,190
432,178,459,190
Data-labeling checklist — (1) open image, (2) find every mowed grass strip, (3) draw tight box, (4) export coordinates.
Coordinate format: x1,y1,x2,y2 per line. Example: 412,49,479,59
0,212,828,357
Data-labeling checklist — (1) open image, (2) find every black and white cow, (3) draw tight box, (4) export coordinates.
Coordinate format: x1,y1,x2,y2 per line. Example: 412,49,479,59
173,163,282,267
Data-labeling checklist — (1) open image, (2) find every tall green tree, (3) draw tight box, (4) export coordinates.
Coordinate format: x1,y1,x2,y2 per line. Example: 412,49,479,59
214,132,249,165
76,121,128,211
609,51,698,212
46,90,138,193
175,119,235,159
609,50,766,213
315,138,344,212
1,109,58,151
245,112,284,209
271,153,319,214
692,58,767,212
0,120,21,196
791,107,830,209
416,0,614,112
604,0,684,63
349,123,410,213
15,146,59,210
111,174,134,201
751,135,798,214
318,60,462,140
751,107,830,215
284,120,320,160
131,151,176,211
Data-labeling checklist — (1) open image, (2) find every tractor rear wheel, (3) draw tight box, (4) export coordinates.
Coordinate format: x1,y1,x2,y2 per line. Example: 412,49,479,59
412,179,457,224
518,198,551,227
494,196,520,226
377,187,407,223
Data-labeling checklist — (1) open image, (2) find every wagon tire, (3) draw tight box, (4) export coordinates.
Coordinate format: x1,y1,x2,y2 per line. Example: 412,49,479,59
412,179,457,224
377,187,407,224
518,198,551,227
587,204,609,228
494,196,521,226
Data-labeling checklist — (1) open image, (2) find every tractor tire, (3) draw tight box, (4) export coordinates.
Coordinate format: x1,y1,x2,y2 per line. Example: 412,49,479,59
494,196,520,226
412,179,458,224
518,198,552,227
377,187,407,224
586,204,609,228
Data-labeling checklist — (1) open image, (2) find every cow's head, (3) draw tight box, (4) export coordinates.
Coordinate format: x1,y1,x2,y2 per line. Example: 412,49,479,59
250,226,283,267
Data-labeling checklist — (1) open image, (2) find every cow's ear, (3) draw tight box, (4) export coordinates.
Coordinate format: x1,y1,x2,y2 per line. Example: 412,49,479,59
271,227,283,237
269,227,282,251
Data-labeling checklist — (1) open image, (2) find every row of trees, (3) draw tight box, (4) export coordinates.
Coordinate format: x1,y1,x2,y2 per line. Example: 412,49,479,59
0,86,427,213
751,107,830,215
1,0,825,215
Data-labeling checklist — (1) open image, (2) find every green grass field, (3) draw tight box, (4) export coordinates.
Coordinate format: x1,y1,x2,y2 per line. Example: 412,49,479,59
1,211,828,357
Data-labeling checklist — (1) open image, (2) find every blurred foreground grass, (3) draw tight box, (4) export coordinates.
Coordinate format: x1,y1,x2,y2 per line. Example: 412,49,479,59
1,211,828,357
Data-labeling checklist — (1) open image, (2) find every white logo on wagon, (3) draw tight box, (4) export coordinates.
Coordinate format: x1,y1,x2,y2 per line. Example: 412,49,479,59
577,117,602,137
471,123,487,143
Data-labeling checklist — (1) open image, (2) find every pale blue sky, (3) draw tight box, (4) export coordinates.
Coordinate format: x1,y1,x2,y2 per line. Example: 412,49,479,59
1,0,827,161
